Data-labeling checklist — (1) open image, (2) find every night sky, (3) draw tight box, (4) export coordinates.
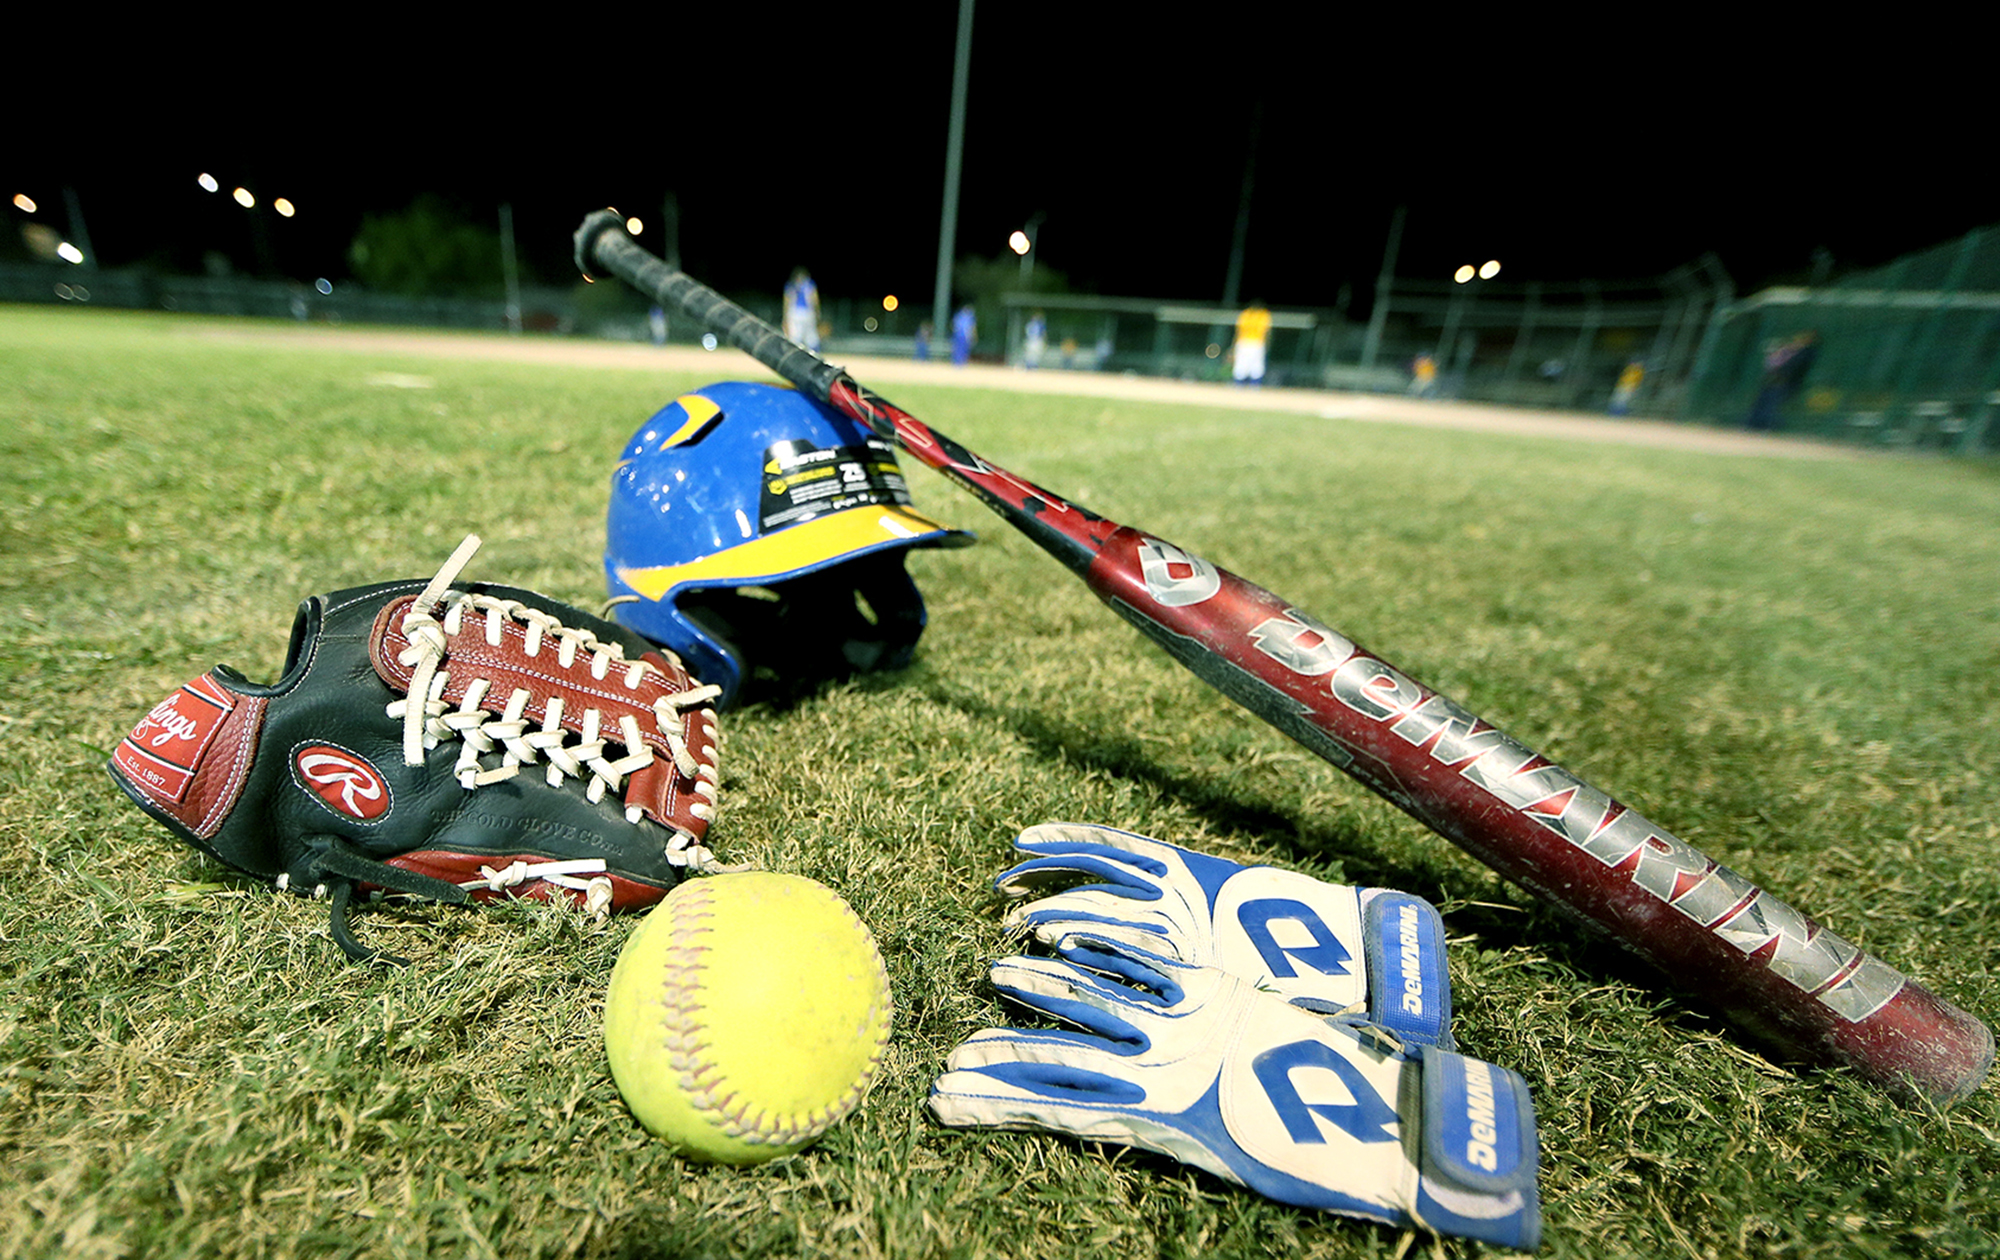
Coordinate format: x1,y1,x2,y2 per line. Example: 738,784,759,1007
9,13,1992,313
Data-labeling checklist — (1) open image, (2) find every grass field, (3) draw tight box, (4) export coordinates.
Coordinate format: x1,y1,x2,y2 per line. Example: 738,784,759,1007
4,304,1998,1259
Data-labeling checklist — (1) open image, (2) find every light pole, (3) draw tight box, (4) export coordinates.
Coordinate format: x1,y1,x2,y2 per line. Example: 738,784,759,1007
932,0,974,338
1360,206,1405,369
1440,259,1502,388
1014,212,1045,279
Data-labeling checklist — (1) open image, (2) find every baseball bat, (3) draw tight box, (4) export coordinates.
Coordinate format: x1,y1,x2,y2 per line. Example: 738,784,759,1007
574,209,1992,1104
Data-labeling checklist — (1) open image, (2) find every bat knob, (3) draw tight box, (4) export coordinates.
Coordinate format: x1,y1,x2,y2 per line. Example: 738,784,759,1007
573,208,629,279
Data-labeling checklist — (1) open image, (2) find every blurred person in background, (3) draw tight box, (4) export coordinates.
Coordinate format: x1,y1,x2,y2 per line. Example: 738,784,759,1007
1232,299,1271,385
951,303,977,365
1609,360,1645,415
1410,351,1438,397
1747,330,1819,430
784,267,821,353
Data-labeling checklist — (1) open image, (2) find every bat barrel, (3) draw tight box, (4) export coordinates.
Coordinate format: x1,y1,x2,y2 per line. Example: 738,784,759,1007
1080,526,1994,1104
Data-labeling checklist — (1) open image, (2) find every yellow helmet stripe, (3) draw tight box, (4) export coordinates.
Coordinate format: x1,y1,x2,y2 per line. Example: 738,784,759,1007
658,393,724,448
616,506,967,600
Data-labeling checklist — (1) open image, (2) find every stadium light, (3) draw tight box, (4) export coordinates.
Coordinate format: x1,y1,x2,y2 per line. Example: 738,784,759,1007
274,198,296,218
1454,264,1475,284
1479,259,1501,279
57,241,85,264
1008,230,1030,256
232,187,255,208
883,294,900,312
626,216,643,235
198,173,219,193
12,194,36,213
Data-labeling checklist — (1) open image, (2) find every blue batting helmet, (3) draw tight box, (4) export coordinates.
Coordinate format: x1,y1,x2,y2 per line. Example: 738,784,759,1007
605,381,974,708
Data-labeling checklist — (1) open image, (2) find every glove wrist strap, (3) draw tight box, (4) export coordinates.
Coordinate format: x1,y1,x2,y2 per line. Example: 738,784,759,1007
1410,1046,1542,1250
1360,892,1454,1048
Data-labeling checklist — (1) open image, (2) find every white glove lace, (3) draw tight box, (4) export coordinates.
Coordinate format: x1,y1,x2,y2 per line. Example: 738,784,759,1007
384,536,725,844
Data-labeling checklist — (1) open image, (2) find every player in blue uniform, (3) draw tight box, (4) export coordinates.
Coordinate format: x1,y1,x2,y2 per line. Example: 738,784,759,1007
783,267,821,353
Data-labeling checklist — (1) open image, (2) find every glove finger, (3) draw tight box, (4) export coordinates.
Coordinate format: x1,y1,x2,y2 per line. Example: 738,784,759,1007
1019,822,1260,891
1005,887,1175,934
1016,912,1187,959
1016,821,1173,865
942,1024,1143,1074
928,1058,1152,1135
928,1061,1250,1196
1006,884,1168,919
1050,938,1187,1004
1020,917,1191,966
993,949,1176,1005
988,955,1160,1048
993,853,1163,901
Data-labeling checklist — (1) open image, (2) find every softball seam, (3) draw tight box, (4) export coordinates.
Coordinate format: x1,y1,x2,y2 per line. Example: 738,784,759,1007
657,881,890,1148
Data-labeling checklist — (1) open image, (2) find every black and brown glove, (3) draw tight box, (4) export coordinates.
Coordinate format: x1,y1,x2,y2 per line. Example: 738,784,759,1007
109,535,726,961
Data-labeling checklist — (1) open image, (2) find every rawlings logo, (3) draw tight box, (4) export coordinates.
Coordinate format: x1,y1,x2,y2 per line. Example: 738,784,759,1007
134,701,204,748
113,675,236,804
295,745,391,821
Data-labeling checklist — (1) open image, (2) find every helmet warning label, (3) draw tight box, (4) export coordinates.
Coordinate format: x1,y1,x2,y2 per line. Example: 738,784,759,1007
759,437,912,532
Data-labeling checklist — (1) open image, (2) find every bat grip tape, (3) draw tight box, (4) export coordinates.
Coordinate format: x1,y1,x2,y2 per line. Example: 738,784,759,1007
574,209,844,401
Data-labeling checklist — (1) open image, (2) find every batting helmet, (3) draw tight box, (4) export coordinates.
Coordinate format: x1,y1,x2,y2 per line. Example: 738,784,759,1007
605,381,974,708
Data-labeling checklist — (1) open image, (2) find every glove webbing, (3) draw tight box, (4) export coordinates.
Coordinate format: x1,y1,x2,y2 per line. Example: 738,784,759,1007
393,534,720,814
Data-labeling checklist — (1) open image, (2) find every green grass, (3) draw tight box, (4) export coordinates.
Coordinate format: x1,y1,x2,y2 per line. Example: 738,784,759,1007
4,304,1998,1259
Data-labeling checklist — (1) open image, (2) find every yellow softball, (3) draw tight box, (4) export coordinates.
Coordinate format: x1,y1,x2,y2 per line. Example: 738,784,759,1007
604,871,894,1163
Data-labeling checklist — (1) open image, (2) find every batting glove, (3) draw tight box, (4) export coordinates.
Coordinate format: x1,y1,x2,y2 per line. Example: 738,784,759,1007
928,940,1540,1250
996,823,1453,1048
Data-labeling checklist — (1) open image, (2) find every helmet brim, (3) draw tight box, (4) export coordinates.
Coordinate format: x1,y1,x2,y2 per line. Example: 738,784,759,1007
613,504,974,602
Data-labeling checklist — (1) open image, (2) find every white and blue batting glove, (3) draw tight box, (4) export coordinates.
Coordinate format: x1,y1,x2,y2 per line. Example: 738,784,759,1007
928,942,1540,1251
996,823,1453,1048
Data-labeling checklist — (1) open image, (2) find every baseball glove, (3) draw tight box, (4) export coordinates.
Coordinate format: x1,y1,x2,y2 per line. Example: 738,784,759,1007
108,535,727,962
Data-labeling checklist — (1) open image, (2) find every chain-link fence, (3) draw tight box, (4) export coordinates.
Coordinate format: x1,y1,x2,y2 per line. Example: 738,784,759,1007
13,218,1996,455
1352,261,1733,416
987,264,1730,415
0,262,574,333
1682,227,2000,452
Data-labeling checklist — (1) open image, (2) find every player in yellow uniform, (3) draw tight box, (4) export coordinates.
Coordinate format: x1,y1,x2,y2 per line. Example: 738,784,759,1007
1609,360,1644,414
1410,352,1438,397
1232,302,1272,385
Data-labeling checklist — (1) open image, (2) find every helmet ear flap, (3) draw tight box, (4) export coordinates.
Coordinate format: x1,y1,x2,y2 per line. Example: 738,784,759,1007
674,553,931,708
817,550,929,674
666,598,753,710
605,569,750,710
